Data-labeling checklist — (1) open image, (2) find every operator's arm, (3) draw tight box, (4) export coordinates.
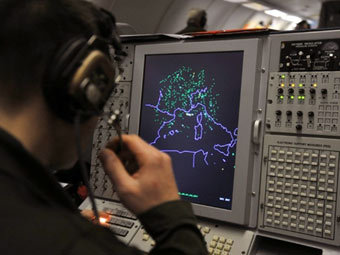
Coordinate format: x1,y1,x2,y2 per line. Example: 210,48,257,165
99,135,208,254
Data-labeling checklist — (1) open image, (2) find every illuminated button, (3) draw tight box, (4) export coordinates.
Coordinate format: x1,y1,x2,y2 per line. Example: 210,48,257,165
267,203,273,207
325,230,332,235
310,169,317,174
292,199,298,203
319,187,325,191
208,248,214,254
216,243,224,250
318,194,325,199
299,208,306,213
210,241,217,248
309,194,316,198
226,239,234,245
283,213,289,218
291,214,297,220
328,179,335,184
320,154,327,159
290,223,297,228
214,250,221,255
299,216,306,221
285,183,291,187
327,188,334,192
327,195,334,201
308,218,314,223
316,228,322,233
267,211,273,216
224,245,232,251
142,234,150,241
325,221,332,227
326,204,333,210
320,162,326,167
311,162,318,166
276,189,282,193
308,210,315,214
274,220,280,225
317,211,323,216
328,171,335,176
203,227,211,233
326,213,332,218
319,178,326,183
310,177,317,181
295,152,302,156
320,170,326,175
307,226,314,231
287,151,293,156
274,212,281,217
303,161,310,165
329,155,336,160
298,224,305,229
219,237,226,244
300,200,307,205
282,221,288,227
329,163,335,168
316,219,323,224
212,235,219,242
317,203,324,208
310,186,316,191
277,181,283,186
268,180,275,185
277,173,284,178
271,150,278,154
221,251,229,255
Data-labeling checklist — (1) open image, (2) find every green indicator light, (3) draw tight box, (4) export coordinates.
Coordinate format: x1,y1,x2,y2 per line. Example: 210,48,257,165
232,153,235,156
281,75,285,79
290,96,294,99
299,84,303,87
280,96,284,99
302,96,305,99
298,96,301,99
234,166,236,169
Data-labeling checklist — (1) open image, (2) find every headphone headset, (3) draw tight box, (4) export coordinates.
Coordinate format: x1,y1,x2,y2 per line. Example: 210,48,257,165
43,8,125,123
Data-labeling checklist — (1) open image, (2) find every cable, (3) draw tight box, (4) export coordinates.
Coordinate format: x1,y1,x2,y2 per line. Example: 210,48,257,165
74,113,100,223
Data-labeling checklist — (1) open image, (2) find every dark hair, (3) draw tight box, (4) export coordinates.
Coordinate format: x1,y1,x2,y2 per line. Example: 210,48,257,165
0,0,102,110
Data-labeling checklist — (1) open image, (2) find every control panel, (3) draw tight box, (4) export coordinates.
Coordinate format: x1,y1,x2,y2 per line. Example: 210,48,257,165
266,71,340,135
259,135,340,245
279,39,340,72
90,44,134,200
80,198,254,255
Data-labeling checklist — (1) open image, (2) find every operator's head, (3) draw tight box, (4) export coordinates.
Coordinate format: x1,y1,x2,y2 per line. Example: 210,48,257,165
187,8,207,28
0,0,115,169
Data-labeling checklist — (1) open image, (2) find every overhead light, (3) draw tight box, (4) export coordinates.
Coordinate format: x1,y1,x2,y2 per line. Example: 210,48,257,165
265,9,302,24
284,15,302,23
265,9,288,18
242,2,269,11
224,0,248,3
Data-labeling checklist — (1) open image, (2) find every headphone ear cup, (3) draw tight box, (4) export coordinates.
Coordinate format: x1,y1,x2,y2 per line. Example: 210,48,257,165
43,38,88,122
43,37,115,123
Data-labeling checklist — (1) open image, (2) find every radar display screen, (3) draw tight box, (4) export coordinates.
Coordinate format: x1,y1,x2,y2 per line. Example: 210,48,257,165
139,52,244,210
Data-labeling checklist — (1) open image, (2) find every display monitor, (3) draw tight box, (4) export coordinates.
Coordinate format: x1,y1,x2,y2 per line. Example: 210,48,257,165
129,39,261,225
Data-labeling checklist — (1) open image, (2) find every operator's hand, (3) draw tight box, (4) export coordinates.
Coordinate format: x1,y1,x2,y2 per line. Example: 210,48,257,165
99,135,180,215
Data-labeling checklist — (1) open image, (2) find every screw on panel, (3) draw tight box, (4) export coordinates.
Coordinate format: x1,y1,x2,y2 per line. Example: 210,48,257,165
257,109,263,114
261,68,266,73
252,192,256,196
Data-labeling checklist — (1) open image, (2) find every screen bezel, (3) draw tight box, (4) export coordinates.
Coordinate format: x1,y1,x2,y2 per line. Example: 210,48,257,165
129,39,260,225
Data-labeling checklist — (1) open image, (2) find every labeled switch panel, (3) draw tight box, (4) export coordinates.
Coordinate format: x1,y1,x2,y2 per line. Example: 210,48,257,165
259,135,340,245
266,72,340,135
